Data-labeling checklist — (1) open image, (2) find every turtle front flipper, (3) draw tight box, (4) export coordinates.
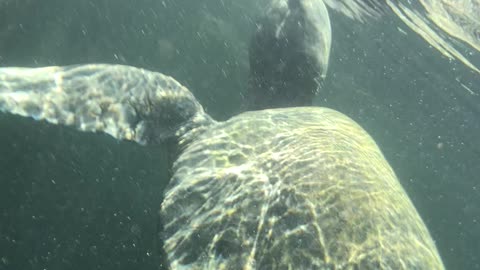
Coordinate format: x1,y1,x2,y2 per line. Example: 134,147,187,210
0,64,214,145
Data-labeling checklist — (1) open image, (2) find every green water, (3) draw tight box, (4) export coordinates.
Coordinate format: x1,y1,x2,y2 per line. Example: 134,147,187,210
0,0,479,269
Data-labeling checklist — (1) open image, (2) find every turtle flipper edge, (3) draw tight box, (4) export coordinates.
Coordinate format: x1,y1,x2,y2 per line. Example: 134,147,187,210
0,64,213,145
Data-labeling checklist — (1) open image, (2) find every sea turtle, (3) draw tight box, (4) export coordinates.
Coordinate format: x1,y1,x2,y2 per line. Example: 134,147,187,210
0,0,445,269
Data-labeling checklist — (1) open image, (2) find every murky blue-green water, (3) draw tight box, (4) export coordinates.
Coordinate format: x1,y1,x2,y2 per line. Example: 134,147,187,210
0,0,479,269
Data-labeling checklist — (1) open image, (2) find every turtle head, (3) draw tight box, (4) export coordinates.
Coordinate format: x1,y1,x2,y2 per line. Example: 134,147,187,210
245,0,331,110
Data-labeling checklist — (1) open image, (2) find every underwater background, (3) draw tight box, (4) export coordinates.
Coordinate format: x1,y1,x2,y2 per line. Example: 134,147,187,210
0,0,479,269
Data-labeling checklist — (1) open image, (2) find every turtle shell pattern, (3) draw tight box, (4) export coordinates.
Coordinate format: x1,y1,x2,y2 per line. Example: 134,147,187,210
161,107,444,270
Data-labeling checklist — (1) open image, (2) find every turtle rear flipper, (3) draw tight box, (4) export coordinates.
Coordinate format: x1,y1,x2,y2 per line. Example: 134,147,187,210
0,64,214,145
